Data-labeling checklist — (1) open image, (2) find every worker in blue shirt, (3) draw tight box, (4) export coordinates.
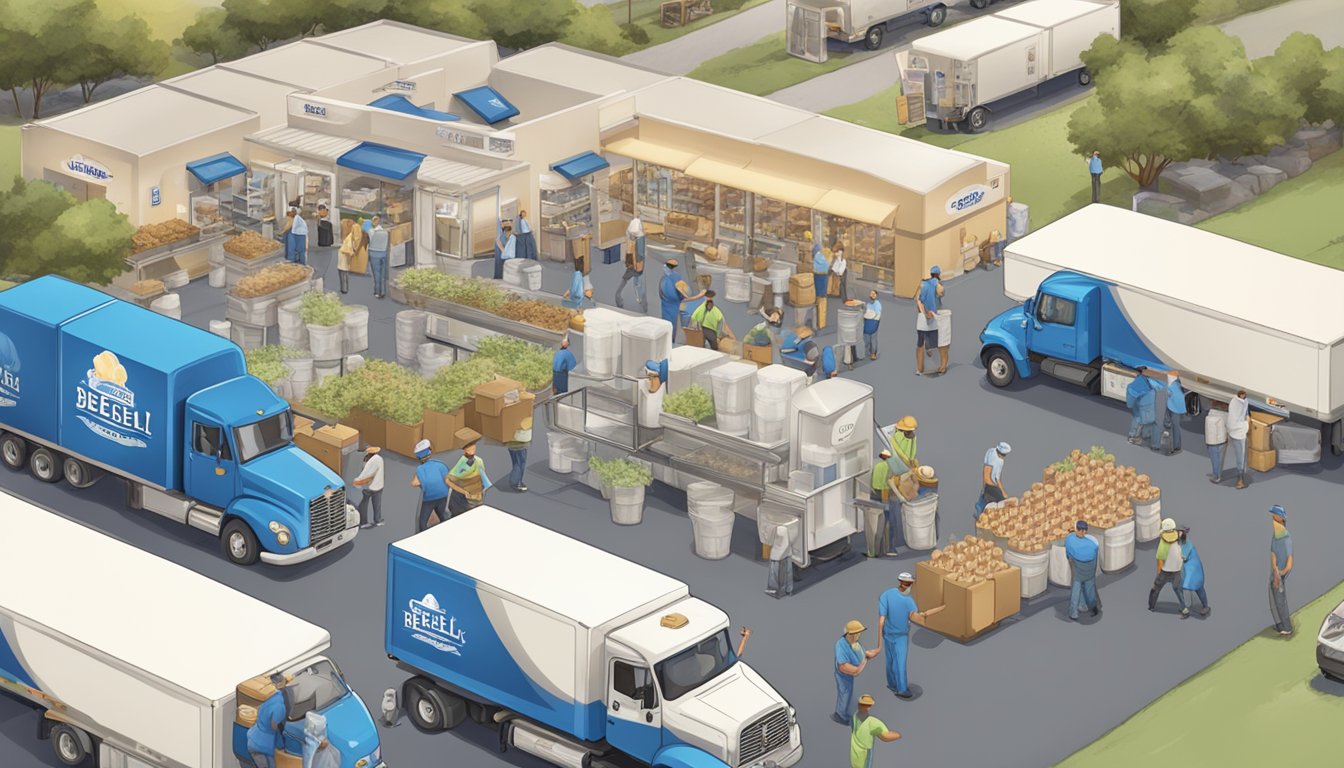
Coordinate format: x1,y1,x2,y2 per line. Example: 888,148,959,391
1125,366,1151,444
247,673,289,768
832,620,880,724
877,573,941,700
915,266,945,376
494,221,516,279
810,231,830,330
410,439,451,532
862,289,882,361
284,207,308,265
1066,520,1101,620
819,345,838,381
552,336,578,395
658,259,705,344
1158,370,1187,455
1087,150,1103,203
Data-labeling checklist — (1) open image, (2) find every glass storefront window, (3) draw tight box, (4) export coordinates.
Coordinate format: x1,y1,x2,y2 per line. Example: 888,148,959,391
667,171,713,243
636,161,671,211
606,166,635,216
717,186,745,237
752,195,786,241
341,175,383,217
234,169,275,231
817,212,855,255
785,204,812,243
189,175,237,235
433,194,464,259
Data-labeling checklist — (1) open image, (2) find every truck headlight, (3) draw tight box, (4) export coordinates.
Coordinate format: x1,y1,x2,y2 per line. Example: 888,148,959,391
268,521,282,533
788,706,796,725
269,521,291,546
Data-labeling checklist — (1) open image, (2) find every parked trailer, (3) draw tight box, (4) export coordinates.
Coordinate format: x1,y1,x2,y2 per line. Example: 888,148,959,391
786,0,966,62
914,0,1118,131
0,275,359,566
386,507,803,768
978,205,1344,456
0,489,382,768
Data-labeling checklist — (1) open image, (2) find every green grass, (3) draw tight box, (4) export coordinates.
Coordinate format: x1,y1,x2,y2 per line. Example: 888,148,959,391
1059,580,1344,767
608,0,773,50
688,31,868,96
0,125,20,194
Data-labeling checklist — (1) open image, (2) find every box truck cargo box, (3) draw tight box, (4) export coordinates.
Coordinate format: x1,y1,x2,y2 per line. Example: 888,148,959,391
786,0,959,62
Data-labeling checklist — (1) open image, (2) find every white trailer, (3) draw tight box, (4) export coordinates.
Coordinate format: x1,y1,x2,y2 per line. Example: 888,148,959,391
0,490,382,768
786,0,968,62
914,0,1118,131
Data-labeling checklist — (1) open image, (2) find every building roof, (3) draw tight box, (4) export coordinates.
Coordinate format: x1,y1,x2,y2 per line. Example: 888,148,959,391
1004,205,1344,345
632,78,814,144
494,44,670,97
221,40,391,91
35,86,255,157
311,19,479,65
0,490,330,702
912,16,1042,60
247,125,362,162
162,67,308,129
993,0,1109,28
393,507,689,628
419,155,525,190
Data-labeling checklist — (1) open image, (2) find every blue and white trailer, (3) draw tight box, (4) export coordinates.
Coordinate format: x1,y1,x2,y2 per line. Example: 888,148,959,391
0,489,383,768
386,506,803,768
979,204,1344,456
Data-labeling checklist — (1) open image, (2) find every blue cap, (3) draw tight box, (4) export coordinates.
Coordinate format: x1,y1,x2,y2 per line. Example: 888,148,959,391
646,359,659,373
997,441,1011,455
930,265,942,275
1270,504,1286,518
1076,520,1088,530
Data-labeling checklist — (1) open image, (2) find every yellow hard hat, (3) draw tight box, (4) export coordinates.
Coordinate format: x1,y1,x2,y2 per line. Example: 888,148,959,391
844,620,866,634
896,416,917,431
804,230,813,241
857,694,876,706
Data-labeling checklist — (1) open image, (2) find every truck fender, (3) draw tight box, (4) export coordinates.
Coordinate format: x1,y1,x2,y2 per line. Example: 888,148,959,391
224,497,300,553
40,714,94,756
979,342,1032,380
653,744,732,768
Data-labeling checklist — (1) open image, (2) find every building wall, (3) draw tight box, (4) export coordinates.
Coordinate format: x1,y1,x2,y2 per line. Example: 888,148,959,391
21,125,138,214
508,102,607,229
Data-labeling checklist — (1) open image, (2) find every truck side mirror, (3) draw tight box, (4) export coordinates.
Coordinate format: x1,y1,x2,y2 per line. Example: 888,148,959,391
641,687,656,710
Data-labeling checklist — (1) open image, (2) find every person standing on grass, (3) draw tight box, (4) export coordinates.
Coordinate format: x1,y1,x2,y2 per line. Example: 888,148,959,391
1087,150,1103,204
1269,505,1294,636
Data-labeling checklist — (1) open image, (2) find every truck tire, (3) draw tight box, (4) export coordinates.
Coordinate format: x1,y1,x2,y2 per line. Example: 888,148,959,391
49,723,92,767
985,349,1016,388
62,457,99,489
863,25,884,50
405,678,450,732
926,5,947,26
1078,69,1092,86
0,433,27,470
1185,392,1202,418
1331,420,1343,456
967,107,990,132
221,519,261,566
29,447,61,483
970,0,989,8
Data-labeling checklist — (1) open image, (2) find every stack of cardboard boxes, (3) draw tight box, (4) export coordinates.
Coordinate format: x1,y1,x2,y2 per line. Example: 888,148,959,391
913,560,1021,642
1248,411,1283,472
293,415,359,477
474,377,536,444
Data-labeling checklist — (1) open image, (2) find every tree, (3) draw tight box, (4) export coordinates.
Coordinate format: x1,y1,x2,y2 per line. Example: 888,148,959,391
1258,33,1326,113
468,0,573,51
1121,0,1196,51
60,13,170,103
181,7,249,64
221,0,307,50
561,4,635,56
6,0,96,118
306,0,394,35
0,11,28,117
0,180,132,285
1311,47,1344,124
386,0,486,41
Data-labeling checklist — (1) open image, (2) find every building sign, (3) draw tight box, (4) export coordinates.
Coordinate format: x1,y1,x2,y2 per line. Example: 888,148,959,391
150,187,161,207
435,124,515,157
303,103,328,118
403,593,466,656
66,155,112,182
75,351,151,448
830,404,865,447
0,332,20,409
388,80,417,92
945,184,990,215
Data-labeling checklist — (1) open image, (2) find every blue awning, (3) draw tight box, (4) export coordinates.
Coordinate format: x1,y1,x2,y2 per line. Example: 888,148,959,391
368,94,460,122
453,86,519,124
186,153,246,185
551,152,610,181
336,142,426,181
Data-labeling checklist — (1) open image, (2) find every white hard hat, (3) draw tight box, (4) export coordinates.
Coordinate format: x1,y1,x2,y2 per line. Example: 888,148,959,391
1161,518,1176,532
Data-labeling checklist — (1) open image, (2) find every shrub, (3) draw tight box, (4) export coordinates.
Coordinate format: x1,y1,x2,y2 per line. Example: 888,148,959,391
299,290,347,326
663,384,714,423
590,456,653,488
244,345,308,385
620,22,650,45
475,336,555,390
302,359,428,425
426,356,499,413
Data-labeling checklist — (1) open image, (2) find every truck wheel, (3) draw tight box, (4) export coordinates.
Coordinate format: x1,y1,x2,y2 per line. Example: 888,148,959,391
49,724,91,767
29,447,61,483
970,0,989,8
405,678,449,732
985,350,1016,388
926,5,947,26
0,433,27,470
1185,392,1202,418
221,519,261,566
863,25,884,50
63,458,99,489
967,107,989,132
1078,69,1092,86
1331,420,1343,456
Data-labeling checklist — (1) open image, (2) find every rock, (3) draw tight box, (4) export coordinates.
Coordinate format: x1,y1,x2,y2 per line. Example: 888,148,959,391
1247,164,1288,192
1178,208,1212,226
1264,150,1312,178
1233,174,1260,195
1159,164,1242,210
1269,144,1290,157
1216,162,1245,179
1134,192,1186,222
1184,158,1218,169
1304,128,1343,160
1237,154,1268,167
1324,119,1336,130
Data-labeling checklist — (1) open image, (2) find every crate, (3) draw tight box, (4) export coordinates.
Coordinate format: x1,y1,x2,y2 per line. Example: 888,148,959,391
223,246,285,288
227,295,278,327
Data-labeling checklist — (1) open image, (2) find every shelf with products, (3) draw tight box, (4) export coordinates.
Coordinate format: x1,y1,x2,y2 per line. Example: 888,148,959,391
383,184,413,225
669,173,714,216
784,204,812,244
607,167,634,214
816,212,854,255
752,195,787,241
717,186,746,236
635,161,672,211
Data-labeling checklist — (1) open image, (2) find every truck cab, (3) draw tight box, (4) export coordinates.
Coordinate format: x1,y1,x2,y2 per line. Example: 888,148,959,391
602,598,802,768
180,376,359,566
980,271,1105,389
234,658,382,768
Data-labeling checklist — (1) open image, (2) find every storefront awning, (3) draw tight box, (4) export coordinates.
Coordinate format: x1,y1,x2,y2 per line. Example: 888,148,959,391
684,158,826,209
551,151,610,181
336,142,426,180
603,137,699,172
186,153,247,186
453,86,519,124
368,94,459,122
813,190,899,227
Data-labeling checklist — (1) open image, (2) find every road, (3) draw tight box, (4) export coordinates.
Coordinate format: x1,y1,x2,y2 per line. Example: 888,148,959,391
1222,0,1344,58
622,0,786,74
4,237,1344,768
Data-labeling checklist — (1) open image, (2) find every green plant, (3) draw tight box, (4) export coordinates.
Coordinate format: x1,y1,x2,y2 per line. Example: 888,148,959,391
475,336,555,390
244,345,308,385
301,359,428,425
426,356,499,413
1051,459,1077,474
663,384,714,423
620,22,649,45
1088,445,1116,463
299,290,347,326
590,456,652,488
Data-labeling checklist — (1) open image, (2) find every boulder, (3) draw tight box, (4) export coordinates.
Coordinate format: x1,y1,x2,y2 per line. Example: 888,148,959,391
1246,164,1288,192
1183,158,1218,169
1216,162,1245,179
1134,192,1186,222
1237,154,1268,167
1304,128,1342,160
1159,164,1242,210
1233,174,1260,195
1178,208,1212,226
1264,150,1312,178
1323,119,1336,130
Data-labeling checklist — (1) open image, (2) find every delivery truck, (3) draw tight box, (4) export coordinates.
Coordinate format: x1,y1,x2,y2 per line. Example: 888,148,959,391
785,0,967,62
386,507,803,768
978,205,1344,457
914,0,1118,131
0,489,383,768
0,275,360,566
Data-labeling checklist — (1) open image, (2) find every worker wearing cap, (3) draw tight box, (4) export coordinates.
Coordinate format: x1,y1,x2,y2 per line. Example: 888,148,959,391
1159,370,1187,455
833,620,880,724
616,215,648,312
247,673,290,768
849,694,901,768
862,289,882,361
690,289,734,350
1150,518,1187,614
552,336,578,396
447,434,491,518
1126,366,1153,444
915,266,944,376
353,445,385,528
639,359,667,429
890,416,919,476
505,417,533,493
810,231,831,330
745,306,783,354
410,439,451,533
1269,505,1294,635
658,258,706,344
975,442,1011,519
1067,520,1101,620
284,207,308,266
878,573,942,700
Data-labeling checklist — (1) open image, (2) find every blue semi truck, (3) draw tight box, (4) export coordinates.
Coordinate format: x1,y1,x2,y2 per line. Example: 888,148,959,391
0,275,360,565
386,507,803,768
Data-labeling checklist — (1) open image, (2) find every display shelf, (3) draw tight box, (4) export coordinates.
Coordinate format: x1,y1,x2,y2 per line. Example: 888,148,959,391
753,196,787,241
717,186,746,235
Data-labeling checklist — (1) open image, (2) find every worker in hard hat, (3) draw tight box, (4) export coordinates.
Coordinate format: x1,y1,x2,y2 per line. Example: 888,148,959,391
878,572,943,700
869,449,901,557
833,620,880,724
890,416,919,475
849,694,901,768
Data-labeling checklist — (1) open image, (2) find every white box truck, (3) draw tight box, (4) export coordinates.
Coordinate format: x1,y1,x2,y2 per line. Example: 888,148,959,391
786,0,970,61
978,205,1344,457
385,506,803,768
914,0,1118,131
0,490,383,768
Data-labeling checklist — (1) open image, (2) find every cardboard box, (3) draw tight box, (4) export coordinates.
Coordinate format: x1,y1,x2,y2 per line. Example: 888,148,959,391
293,415,315,436
743,343,772,366
463,401,482,434
348,407,385,450
481,392,535,444
914,561,946,611
474,377,523,417
1248,447,1277,472
923,578,995,641
384,420,425,459
1249,411,1283,452
788,273,815,306
422,408,464,453
293,432,343,477
318,423,358,450
991,567,1022,623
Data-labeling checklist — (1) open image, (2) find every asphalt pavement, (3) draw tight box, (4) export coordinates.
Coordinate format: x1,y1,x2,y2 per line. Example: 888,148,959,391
4,232,1344,768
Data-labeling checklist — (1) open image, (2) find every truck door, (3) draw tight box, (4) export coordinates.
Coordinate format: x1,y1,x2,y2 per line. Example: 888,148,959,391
186,421,238,508
1029,292,1083,362
606,657,662,763
787,2,827,63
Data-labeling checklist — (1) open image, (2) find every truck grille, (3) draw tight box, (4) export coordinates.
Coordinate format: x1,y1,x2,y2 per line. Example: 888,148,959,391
738,707,790,766
309,487,347,544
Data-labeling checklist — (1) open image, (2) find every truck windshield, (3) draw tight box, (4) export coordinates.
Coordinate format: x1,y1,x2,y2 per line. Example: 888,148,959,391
654,629,738,701
283,659,350,721
234,411,293,463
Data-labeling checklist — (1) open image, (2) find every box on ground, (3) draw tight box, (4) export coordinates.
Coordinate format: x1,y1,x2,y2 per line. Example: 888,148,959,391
1248,447,1277,472
914,561,1021,642
423,408,464,453
480,392,536,443
475,376,523,417
1249,411,1283,452
294,424,357,477
384,420,425,459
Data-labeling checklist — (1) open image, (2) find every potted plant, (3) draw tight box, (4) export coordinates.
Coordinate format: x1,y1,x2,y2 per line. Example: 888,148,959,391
590,456,653,525
662,384,715,424
356,360,428,458
300,290,348,361
424,356,499,451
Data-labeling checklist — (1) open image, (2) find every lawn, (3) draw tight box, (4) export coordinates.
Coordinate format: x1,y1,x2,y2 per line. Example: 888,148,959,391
609,0,773,50
1059,580,1344,767
688,31,868,96
1,125,20,193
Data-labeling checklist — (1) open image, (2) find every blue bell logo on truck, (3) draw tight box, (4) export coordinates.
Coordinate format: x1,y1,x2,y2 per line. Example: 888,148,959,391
75,350,152,448
0,331,20,407
404,593,467,656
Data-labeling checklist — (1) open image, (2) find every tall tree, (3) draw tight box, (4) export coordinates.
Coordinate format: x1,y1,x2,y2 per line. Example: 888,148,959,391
181,7,249,64
385,0,486,40
221,0,306,51
1121,0,1197,51
0,11,28,117
468,0,574,50
8,0,95,118
1311,47,1344,125
60,13,170,103
0,180,132,285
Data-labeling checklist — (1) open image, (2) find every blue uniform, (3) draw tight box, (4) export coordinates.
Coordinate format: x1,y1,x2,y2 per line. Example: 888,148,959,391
878,588,917,694
247,691,287,759
834,637,864,720
563,270,587,310
659,270,684,343
552,347,578,393
812,246,830,297
416,460,450,501
1066,533,1100,618
821,346,837,378
1126,376,1151,439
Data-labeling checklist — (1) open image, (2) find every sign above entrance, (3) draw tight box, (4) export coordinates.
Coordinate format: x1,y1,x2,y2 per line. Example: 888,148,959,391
286,96,361,125
945,184,990,216
434,124,515,158
383,80,417,92
65,155,112,182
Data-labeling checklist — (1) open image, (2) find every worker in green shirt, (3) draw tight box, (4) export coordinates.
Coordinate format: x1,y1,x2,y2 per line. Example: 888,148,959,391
690,289,734,350
850,694,901,768
890,416,919,475
868,450,900,558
